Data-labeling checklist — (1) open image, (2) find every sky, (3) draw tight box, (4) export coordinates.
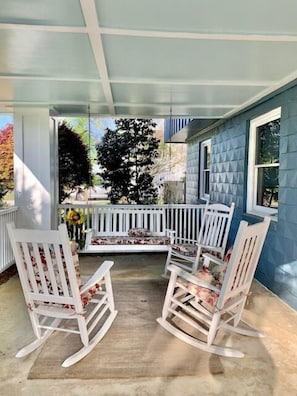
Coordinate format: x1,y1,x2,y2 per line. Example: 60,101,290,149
0,115,13,129
0,115,162,136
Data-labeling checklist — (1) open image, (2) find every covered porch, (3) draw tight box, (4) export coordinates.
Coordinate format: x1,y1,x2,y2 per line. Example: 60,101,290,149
1,0,297,310
1,2,297,392
1,252,297,395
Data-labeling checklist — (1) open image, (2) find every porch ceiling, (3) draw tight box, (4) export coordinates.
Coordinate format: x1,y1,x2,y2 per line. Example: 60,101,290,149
1,0,297,120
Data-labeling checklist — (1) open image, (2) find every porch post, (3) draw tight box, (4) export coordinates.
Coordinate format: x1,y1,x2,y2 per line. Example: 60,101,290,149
13,109,58,229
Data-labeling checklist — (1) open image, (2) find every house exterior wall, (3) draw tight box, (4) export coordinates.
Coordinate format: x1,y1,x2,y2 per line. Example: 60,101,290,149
185,83,297,310
186,140,200,203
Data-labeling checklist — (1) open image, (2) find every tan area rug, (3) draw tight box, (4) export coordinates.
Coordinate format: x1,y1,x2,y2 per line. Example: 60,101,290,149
28,279,224,379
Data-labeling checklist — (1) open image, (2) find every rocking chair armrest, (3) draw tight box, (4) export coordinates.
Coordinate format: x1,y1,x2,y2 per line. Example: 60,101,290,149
202,253,225,268
197,243,222,253
167,264,220,293
80,260,114,293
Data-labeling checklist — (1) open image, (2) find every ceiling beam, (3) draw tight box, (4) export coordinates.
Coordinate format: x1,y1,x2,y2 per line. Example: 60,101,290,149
80,0,115,116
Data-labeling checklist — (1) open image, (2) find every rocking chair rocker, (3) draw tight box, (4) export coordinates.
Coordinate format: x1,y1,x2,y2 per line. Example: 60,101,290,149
163,202,235,277
157,216,271,358
7,222,117,367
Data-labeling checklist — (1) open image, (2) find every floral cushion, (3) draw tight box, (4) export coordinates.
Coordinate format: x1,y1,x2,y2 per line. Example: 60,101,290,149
26,242,101,309
177,267,222,307
91,235,170,245
172,243,198,256
177,246,233,307
128,228,151,237
172,243,227,258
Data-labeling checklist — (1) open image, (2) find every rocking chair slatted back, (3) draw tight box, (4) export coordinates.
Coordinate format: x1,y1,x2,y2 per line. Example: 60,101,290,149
164,202,235,276
219,217,271,306
8,224,82,309
198,203,234,250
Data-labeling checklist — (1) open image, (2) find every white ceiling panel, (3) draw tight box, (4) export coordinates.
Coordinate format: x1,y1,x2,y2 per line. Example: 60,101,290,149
0,0,85,26
0,79,105,102
0,0,297,121
111,83,264,107
95,0,297,35
102,35,297,82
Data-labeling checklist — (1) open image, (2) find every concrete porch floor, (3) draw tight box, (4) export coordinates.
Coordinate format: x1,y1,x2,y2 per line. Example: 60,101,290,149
1,253,297,396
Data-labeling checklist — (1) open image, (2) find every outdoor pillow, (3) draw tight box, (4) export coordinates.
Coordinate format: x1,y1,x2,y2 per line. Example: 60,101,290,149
128,228,151,237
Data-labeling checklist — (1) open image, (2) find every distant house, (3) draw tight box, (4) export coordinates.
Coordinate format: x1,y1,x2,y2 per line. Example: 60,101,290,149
165,81,297,310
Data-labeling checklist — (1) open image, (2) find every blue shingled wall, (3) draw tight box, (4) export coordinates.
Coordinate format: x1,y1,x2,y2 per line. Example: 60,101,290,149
186,84,297,310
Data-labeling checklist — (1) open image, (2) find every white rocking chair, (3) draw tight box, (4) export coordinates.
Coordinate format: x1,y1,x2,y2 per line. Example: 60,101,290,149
163,202,235,277
157,216,271,358
7,222,118,367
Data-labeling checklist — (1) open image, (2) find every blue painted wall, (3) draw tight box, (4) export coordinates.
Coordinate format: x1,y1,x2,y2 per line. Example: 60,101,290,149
186,83,297,310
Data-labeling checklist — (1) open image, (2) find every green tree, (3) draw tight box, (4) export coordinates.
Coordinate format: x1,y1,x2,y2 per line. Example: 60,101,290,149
64,117,97,163
96,119,159,204
0,123,14,201
58,122,92,203
257,119,280,207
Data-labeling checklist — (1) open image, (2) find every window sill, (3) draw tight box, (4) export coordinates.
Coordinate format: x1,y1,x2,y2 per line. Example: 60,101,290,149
244,211,278,223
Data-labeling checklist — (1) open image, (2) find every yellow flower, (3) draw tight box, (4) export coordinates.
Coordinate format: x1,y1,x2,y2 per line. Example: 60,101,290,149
66,209,85,226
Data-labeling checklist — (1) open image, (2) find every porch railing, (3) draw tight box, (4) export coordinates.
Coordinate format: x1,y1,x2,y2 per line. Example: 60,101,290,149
0,206,18,273
0,204,206,272
57,203,206,247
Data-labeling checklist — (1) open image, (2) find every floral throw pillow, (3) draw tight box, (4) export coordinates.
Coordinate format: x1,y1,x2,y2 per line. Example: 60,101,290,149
128,228,151,237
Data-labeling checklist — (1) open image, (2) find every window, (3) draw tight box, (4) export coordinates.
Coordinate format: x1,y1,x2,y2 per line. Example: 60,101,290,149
247,107,280,216
200,139,211,200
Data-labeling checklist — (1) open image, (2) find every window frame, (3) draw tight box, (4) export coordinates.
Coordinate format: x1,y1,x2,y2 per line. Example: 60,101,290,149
200,138,211,201
247,107,281,217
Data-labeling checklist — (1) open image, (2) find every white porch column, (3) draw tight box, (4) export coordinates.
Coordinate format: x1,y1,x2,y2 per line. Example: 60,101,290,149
13,109,58,229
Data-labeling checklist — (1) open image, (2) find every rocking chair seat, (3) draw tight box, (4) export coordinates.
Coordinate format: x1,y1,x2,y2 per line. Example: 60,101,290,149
177,273,220,307
171,243,198,257
176,247,232,307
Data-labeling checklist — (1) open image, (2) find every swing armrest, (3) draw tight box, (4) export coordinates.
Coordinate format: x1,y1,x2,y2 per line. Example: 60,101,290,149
84,228,94,250
165,229,176,243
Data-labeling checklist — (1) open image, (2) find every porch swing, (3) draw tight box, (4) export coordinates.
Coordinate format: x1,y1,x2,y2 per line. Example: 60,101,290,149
79,113,175,253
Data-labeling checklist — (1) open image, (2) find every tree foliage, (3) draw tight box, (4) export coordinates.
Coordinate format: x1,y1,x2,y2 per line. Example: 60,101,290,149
58,122,92,203
96,119,159,204
257,119,280,207
64,117,98,164
0,123,14,200
150,141,186,177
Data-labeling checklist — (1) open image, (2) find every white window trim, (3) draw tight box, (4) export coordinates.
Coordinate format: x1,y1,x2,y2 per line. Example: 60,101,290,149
247,107,281,217
200,139,211,201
